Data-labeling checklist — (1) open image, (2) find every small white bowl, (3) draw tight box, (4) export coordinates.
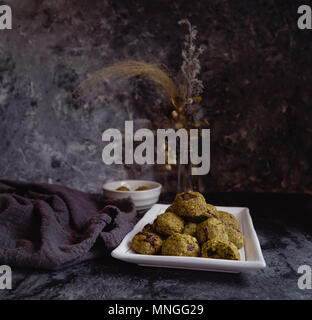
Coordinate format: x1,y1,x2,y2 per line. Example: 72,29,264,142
102,180,162,211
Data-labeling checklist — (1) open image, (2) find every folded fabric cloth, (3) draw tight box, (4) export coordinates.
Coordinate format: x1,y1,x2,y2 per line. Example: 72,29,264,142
0,180,137,270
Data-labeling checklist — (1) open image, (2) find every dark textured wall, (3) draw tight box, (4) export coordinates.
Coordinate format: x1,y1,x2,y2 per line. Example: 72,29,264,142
0,0,311,194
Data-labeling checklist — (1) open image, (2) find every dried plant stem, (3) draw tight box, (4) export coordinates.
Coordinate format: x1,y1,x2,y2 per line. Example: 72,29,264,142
75,60,180,103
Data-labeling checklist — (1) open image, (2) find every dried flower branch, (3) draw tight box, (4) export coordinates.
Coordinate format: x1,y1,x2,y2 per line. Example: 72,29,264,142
178,19,206,99
75,60,180,104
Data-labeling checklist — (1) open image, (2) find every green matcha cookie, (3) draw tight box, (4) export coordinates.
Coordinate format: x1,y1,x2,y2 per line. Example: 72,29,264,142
183,222,197,237
206,203,218,217
161,233,200,257
142,221,157,233
190,203,219,222
165,205,176,213
116,186,130,191
225,224,245,249
155,211,184,236
131,231,163,255
215,210,240,230
135,186,150,191
196,217,229,244
201,239,240,260
173,191,207,220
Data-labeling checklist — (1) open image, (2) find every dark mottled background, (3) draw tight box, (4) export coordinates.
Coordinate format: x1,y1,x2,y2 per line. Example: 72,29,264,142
0,0,311,194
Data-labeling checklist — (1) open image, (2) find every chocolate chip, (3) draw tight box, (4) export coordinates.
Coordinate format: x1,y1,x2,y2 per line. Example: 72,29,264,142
204,227,209,238
137,232,155,242
187,244,195,251
144,234,156,243
181,192,197,200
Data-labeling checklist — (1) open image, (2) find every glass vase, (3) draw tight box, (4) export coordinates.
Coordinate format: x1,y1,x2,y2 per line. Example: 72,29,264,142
176,143,200,193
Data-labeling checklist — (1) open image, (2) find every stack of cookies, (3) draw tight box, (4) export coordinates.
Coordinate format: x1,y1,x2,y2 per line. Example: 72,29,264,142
131,191,244,260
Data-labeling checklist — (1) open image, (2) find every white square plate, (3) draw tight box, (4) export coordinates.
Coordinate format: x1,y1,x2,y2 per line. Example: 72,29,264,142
111,204,266,273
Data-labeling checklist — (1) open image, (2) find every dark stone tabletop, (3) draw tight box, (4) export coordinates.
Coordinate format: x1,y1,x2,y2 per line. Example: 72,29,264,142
0,192,311,300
